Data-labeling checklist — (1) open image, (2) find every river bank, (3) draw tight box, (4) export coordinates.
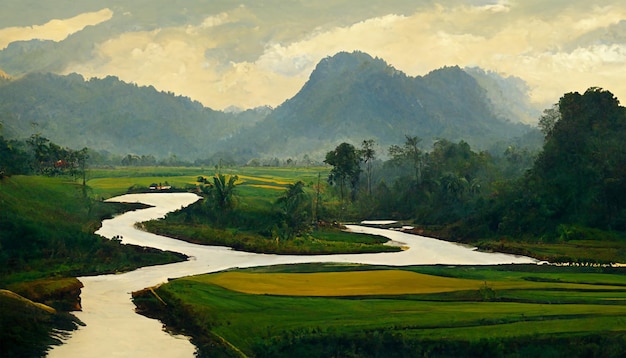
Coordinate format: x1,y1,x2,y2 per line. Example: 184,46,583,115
48,192,537,357
134,263,626,357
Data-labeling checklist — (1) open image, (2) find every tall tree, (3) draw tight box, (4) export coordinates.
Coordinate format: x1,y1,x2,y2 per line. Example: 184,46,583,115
538,104,560,138
531,87,626,229
360,139,376,196
324,142,362,203
389,135,424,184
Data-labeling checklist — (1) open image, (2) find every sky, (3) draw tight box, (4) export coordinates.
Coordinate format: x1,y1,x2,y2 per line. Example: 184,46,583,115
2,0,626,111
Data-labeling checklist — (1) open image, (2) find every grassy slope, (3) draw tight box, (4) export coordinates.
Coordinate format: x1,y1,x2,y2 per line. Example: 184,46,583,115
0,289,79,358
0,175,186,284
139,264,626,357
0,175,189,355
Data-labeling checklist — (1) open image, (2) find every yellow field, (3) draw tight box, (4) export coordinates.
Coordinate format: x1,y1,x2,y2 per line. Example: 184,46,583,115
237,175,291,185
87,176,201,196
191,270,484,296
188,270,626,297
247,184,285,190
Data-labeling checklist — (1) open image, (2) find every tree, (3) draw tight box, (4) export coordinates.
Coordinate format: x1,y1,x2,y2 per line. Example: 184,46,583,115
74,147,89,197
210,173,238,211
27,134,51,174
275,181,310,240
538,104,560,138
324,142,362,203
389,135,424,184
531,87,626,229
360,139,376,196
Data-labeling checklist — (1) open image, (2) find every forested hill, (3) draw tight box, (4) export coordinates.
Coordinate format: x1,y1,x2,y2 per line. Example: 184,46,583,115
0,51,538,163
0,73,269,160
225,51,534,159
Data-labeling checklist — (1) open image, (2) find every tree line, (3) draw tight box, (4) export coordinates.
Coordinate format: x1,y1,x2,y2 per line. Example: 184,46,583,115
0,130,87,181
322,87,626,242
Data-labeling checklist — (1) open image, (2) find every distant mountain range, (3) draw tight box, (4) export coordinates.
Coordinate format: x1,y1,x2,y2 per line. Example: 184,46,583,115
0,51,540,163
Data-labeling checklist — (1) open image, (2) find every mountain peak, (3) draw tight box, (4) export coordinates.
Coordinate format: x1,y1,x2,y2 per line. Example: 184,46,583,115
308,51,395,82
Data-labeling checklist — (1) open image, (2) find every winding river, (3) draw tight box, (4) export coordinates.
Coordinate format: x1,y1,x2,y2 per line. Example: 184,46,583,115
48,193,537,357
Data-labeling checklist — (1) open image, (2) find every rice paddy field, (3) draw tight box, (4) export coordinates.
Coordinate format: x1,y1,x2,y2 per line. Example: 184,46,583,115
138,264,626,357
86,166,329,200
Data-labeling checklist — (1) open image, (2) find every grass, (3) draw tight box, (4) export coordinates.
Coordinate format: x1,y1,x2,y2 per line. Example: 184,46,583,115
476,238,626,265
187,269,626,297
143,220,400,255
86,166,329,198
0,175,186,284
0,174,191,356
137,264,626,357
0,289,80,358
101,165,397,255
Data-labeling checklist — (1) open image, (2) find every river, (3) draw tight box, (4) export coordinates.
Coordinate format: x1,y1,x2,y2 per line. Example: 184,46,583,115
48,192,537,357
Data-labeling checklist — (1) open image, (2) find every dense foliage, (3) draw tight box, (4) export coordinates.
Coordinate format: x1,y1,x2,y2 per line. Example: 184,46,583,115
322,88,626,252
325,137,525,225
458,88,626,241
0,132,89,179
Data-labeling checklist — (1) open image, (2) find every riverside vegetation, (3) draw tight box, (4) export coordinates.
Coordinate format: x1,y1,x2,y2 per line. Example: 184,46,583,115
130,88,626,357
0,175,186,357
3,87,626,356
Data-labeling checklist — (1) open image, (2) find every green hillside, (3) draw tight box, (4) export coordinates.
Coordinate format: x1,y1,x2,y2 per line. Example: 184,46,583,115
0,51,537,164
0,175,185,284
0,73,268,161
230,51,533,159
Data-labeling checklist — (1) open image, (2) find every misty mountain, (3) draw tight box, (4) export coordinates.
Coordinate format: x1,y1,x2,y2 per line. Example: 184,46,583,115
464,67,541,125
0,72,268,160
0,51,538,163
227,51,534,159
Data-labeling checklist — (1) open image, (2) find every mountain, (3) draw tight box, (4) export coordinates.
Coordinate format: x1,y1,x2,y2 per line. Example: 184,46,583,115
0,73,268,160
0,51,537,163
227,51,533,159
464,67,540,125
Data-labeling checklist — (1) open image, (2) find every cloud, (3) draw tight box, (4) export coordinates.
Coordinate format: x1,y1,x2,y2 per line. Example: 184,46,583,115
0,8,113,49
60,2,626,110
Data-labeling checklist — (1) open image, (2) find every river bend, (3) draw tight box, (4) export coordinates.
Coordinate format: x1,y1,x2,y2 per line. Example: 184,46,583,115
48,193,537,357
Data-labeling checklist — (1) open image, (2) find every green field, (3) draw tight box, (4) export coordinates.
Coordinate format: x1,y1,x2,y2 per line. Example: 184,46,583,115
135,264,626,357
86,166,329,198
0,175,185,285
90,165,399,255
0,175,188,356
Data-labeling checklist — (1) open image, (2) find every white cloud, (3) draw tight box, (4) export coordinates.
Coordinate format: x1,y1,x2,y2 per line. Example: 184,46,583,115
469,0,511,14
200,13,230,28
0,8,113,49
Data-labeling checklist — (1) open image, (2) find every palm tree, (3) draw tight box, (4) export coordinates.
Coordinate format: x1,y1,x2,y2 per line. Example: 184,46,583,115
275,181,310,240
212,173,238,210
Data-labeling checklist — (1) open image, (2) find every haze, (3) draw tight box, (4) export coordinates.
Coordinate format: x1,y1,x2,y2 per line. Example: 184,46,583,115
2,0,626,110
